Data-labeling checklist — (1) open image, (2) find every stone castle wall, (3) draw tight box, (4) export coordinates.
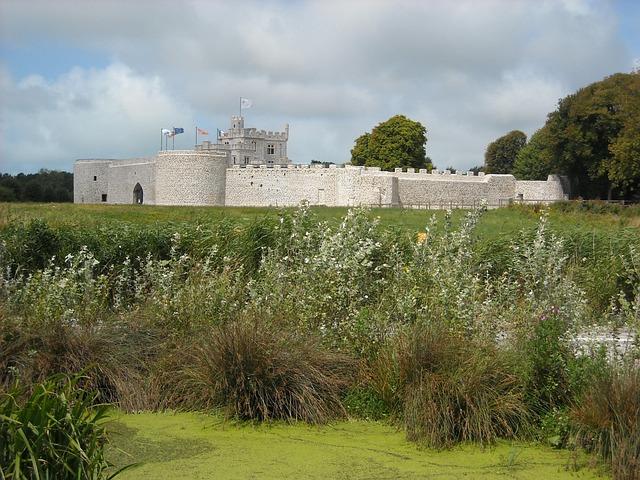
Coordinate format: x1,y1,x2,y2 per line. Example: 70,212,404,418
155,151,228,206
74,151,567,208
74,160,111,204
107,159,156,204
515,175,566,203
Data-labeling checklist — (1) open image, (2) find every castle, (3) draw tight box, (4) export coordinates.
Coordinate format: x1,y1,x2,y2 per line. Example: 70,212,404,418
196,115,290,166
74,115,568,208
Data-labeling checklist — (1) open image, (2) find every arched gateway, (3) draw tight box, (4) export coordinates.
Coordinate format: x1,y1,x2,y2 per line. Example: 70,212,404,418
133,183,143,204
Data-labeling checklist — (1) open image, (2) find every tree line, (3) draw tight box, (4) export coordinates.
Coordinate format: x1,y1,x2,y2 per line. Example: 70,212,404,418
351,71,640,200
0,170,74,202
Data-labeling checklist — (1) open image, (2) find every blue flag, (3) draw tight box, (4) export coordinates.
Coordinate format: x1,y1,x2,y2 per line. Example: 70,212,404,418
173,127,184,135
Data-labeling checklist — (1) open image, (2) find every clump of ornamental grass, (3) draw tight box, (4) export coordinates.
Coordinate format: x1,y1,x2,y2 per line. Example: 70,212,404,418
373,325,529,449
165,318,355,423
0,311,157,411
572,366,640,480
0,374,132,480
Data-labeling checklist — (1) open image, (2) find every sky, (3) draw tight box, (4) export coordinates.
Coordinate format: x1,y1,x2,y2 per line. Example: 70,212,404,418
0,0,639,174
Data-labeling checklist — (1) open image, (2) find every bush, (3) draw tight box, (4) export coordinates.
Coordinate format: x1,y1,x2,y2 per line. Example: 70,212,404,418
374,326,528,448
343,386,389,421
0,311,157,411
572,367,640,479
0,375,128,479
168,319,355,423
521,307,573,416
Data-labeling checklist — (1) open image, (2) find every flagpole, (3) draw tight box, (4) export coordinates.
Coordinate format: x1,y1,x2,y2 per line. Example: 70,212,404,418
160,129,162,151
195,126,198,148
239,97,241,117
172,134,175,150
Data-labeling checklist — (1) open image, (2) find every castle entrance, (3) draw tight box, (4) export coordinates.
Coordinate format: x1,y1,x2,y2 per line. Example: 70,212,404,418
133,183,143,204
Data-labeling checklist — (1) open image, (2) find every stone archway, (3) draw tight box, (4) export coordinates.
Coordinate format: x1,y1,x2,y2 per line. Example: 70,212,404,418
133,183,143,204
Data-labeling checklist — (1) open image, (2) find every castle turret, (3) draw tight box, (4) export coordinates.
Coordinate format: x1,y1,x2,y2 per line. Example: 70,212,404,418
196,114,290,166
230,115,244,131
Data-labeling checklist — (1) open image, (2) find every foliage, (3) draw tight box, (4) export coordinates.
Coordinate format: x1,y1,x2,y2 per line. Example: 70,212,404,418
542,72,640,199
513,128,554,180
387,326,528,449
0,375,128,480
350,115,430,171
169,319,354,423
572,367,640,479
520,307,573,415
484,130,527,174
0,170,73,203
0,203,638,468
343,386,389,420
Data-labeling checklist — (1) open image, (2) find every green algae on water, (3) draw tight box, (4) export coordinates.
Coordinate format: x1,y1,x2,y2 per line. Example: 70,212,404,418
107,412,606,480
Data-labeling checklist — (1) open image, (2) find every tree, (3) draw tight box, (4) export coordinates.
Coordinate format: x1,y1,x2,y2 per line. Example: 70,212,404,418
512,128,553,180
0,185,16,201
542,72,640,198
0,170,74,202
350,115,430,171
484,130,527,174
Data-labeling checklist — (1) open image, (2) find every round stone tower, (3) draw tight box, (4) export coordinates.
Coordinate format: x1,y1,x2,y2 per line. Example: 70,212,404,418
155,150,228,206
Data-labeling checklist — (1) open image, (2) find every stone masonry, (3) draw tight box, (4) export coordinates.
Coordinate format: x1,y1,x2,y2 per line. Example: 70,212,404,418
74,152,567,208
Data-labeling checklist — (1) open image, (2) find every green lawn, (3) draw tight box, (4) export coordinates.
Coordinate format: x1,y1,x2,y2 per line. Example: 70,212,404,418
1,201,637,234
107,412,606,480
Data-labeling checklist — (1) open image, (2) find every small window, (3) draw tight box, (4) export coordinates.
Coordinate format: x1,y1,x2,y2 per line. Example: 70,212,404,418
268,160,274,164
93,176,97,181
244,156,250,164
267,144,275,155
101,194,107,202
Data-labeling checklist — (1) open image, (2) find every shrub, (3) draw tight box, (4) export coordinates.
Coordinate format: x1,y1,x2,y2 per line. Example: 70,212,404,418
0,375,128,479
167,319,355,423
375,326,528,448
0,312,157,411
572,367,640,479
343,386,390,421
521,307,573,416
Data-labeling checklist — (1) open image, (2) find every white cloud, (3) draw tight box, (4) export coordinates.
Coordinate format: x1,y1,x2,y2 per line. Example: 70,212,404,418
0,63,194,172
0,0,635,172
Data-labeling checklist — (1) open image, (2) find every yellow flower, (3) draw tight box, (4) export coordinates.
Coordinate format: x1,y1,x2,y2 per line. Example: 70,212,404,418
416,232,427,244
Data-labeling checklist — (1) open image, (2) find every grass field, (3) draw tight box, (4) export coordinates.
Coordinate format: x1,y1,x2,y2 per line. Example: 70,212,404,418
107,412,605,480
2,200,639,234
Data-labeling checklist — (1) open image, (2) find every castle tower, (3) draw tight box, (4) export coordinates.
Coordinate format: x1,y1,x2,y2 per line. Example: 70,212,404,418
230,115,245,131
196,114,290,166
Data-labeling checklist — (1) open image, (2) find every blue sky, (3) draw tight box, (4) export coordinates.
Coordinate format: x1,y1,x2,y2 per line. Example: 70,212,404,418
1,0,638,174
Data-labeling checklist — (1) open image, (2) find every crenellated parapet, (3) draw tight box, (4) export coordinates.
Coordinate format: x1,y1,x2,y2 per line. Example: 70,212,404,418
74,153,567,208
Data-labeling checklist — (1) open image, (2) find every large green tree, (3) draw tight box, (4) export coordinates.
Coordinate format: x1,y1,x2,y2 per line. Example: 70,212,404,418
542,72,640,198
512,128,553,180
484,130,527,174
350,115,429,171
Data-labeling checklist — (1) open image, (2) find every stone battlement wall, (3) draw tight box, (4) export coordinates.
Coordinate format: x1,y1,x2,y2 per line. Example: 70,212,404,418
156,151,228,206
74,152,567,207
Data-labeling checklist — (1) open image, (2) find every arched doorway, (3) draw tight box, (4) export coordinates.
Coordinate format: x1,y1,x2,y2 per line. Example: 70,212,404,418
133,183,143,204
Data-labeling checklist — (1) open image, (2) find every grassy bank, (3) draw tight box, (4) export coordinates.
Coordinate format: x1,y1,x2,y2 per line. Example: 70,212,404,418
107,412,605,480
2,204,639,478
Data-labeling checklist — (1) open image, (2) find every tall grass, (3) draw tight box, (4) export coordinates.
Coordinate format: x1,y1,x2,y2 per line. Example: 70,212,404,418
372,326,528,448
572,367,640,479
163,319,354,423
0,375,129,480
0,204,638,464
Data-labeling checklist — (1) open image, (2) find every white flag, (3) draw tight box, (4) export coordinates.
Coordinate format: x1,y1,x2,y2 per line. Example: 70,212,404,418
240,97,253,109
161,128,172,136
